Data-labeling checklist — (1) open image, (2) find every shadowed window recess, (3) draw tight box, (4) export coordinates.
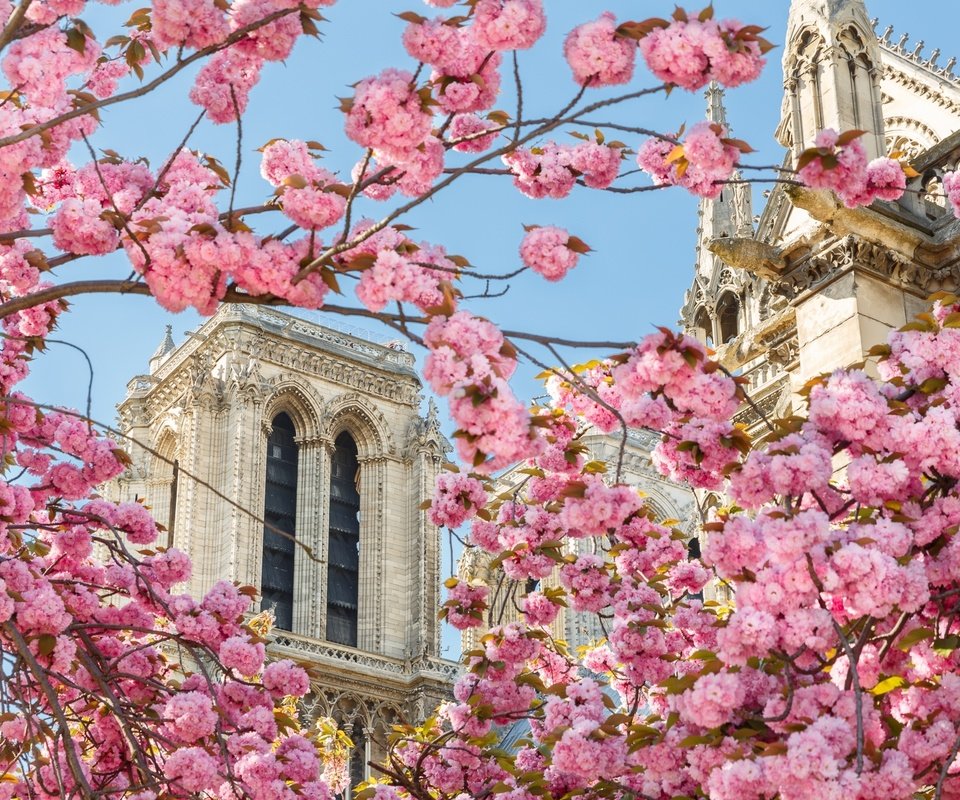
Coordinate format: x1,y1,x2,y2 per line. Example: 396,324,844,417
261,412,298,631
327,432,361,647
717,292,740,344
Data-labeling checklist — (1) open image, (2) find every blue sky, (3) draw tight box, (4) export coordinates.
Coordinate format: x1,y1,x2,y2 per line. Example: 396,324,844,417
24,0,958,421
16,1,958,657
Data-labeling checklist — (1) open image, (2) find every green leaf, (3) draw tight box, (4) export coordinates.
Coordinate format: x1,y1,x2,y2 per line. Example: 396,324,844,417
65,27,87,55
836,129,867,147
37,634,57,656
933,635,960,658
896,627,934,651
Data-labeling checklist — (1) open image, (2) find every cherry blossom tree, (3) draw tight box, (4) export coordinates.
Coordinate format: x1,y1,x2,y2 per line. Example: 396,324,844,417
0,0,954,797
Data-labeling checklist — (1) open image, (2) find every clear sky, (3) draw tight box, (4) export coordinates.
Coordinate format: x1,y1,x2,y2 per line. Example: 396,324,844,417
17,1,960,658
23,0,960,420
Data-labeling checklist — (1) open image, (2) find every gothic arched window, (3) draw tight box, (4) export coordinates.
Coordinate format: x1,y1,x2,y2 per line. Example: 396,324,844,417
327,432,361,647
717,293,740,344
694,307,713,346
349,727,367,791
687,537,703,601
261,412,298,631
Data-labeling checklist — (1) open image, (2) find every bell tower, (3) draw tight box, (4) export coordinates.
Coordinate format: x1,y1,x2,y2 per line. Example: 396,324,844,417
779,0,885,158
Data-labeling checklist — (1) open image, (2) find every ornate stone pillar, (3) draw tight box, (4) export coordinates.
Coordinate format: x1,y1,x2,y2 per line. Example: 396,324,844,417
357,454,386,653
316,438,334,641
236,398,266,590
786,77,804,157
293,437,325,637
411,445,442,659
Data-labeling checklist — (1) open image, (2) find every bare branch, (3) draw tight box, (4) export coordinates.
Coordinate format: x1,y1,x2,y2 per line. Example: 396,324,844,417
0,8,300,151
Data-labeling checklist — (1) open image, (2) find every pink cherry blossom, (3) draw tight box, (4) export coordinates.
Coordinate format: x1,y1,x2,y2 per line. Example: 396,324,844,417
564,13,636,87
519,226,583,281
472,0,546,52
344,69,435,160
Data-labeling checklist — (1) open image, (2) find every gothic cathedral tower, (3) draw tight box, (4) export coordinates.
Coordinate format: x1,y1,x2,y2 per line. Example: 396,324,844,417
682,0,960,439
110,305,457,788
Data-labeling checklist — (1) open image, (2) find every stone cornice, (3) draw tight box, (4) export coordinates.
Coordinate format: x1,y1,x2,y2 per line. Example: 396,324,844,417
882,61,960,118
154,305,416,384
120,327,422,428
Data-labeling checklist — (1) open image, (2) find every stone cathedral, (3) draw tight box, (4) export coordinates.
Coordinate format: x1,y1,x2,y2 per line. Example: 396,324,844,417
109,304,459,785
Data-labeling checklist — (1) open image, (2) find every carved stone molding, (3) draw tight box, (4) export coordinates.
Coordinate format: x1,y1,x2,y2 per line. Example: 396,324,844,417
774,235,919,299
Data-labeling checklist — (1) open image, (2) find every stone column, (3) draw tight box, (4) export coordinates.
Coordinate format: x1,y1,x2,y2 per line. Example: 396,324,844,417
236,399,266,590
410,445,442,658
293,438,324,637
357,455,386,653
316,438,334,641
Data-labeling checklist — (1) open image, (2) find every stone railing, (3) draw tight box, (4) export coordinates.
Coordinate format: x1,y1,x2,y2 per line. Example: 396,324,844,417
269,632,461,683
251,307,416,370
874,19,960,84
148,304,416,387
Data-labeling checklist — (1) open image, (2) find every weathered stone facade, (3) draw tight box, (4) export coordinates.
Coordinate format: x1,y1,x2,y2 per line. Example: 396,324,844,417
108,304,458,782
682,0,960,439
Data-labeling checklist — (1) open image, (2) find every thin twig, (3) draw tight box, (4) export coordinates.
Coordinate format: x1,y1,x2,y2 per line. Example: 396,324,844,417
227,85,242,226
0,8,299,151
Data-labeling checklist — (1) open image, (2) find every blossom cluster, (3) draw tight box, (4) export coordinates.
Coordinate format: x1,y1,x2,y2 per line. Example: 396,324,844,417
633,6,771,90
502,139,623,199
797,128,908,208
0,398,338,799
518,226,587,281
260,138,347,230
423,311,539,472
637,121,747,199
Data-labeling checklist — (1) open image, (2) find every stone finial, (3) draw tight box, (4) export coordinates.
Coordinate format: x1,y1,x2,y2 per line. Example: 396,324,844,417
148,325,176,373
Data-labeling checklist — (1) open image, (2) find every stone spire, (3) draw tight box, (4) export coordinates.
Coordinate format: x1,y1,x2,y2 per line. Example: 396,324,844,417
680,84,754,343
706,79,727,127
779,0,884,158
148,325,176,373
694,83,753,280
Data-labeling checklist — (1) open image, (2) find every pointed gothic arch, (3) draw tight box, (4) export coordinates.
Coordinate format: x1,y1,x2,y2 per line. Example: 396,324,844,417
317,394,394,651
327,430,361,647
263,380,323,441
693,306,713,346
322,392,393,459
717,292,741,344
151,427,179,546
